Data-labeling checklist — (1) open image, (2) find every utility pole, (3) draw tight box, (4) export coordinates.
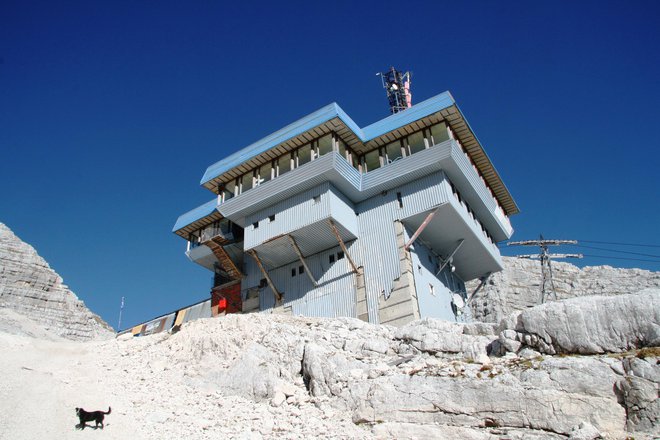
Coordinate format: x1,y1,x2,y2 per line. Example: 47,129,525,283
507,235,582,303
117,296,125,332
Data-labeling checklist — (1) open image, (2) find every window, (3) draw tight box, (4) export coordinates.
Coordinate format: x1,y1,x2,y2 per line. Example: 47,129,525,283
430,122,449,146
329,254,335,263
252,221,259,229
256,162,273,185
277,153,292,176
291,268,296,277
313,195,321,204
240,172,253,194
384,140,403,163
268,214,275,222
259,278,267,288
337,251,344,260
317,134,333,157
337,139,347,160
407,130,426,155
298,265,304,275
298,144,312,167
223,180,236,201
429,284,436,296
396,192,403,208
363,149,381,172
351,151,359,169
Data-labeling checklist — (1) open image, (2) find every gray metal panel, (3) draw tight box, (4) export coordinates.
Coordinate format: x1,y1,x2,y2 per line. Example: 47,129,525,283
255,244,358,318
219,154,339,225
355,194,400,324
246,219,357,268
395,171,448,220
328,185,358,235
332,153,361,189
244,182,331,249
182,300,212,323
186,245,217,271
407,232,464,322
354,172,457,324
162,313,175,331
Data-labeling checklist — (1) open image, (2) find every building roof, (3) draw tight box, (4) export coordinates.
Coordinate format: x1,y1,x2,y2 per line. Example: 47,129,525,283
175,92,519,235
172,198,219,234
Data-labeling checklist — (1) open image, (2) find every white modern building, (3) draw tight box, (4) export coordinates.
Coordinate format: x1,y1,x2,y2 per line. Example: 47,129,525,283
173,91,518,326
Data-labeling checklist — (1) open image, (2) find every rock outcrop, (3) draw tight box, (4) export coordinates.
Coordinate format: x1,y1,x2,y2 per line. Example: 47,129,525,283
0,222,113,340
468,256,660,323
497,290,660,355
118,289,657,439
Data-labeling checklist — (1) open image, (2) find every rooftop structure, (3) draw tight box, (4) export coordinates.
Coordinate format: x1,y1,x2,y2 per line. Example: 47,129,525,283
173,90,518,326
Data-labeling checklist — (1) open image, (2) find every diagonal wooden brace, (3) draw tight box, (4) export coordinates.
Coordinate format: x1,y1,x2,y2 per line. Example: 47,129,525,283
287,235,318,287
404,206,441,251
327,219,359,273
247,249,282,302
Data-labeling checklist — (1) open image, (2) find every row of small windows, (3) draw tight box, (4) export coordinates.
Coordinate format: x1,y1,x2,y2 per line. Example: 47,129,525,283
217,122,452,202
252,214,276,229
220,133,340,202
215,121,510,227
289,251,345,278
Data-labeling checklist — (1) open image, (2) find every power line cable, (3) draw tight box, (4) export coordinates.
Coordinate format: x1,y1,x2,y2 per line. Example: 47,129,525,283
578,239,660,248
567,244,660,259
581,254,660,263
500,239,660,249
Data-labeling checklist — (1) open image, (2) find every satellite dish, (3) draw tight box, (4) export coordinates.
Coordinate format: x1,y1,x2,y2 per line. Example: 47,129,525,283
452,293,465,309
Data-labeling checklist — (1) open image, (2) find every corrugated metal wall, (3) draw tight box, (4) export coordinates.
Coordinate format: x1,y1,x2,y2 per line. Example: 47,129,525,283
328,185,359,235
254,243,358,319
450,142,497,215
245,182,331,249
244,182,360,251
407,232,465,322
355,171,450,323
182,300,212,323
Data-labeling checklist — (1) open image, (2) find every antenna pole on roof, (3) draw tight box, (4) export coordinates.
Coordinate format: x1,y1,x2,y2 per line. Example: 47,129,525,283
377,67,412,114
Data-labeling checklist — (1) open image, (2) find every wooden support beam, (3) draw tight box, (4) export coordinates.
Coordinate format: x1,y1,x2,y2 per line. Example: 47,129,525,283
404,206,441,251
327,219,359,273
247,249,282,302
287,235,318,287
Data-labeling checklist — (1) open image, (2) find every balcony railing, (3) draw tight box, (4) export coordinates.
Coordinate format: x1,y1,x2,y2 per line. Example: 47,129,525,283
190,224,240,249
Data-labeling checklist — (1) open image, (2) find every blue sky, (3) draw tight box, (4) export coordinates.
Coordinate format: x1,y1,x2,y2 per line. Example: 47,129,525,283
1,1,658,330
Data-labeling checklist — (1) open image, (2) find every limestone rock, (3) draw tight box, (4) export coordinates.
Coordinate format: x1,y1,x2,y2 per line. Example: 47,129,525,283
0,222,113,340
502,290,660,354
567,422,602,440
468,257,660,323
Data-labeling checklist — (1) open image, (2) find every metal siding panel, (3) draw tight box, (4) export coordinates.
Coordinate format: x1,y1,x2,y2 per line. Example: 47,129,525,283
328,185,359,236
355,194,401,324
333,153,361,189
219,154,337,222
162,313,175,331
244,182,331,249
407,233,462,322
396,172,448,220
450,143,497,213
254,243,358,318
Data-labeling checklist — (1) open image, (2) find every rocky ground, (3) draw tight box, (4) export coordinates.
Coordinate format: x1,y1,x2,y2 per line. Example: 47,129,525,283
1,289,658,440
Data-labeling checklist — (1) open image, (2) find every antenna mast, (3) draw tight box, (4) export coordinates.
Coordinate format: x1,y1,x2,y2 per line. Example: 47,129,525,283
117,296,125,331
507,235,582,303
377,67,412,114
